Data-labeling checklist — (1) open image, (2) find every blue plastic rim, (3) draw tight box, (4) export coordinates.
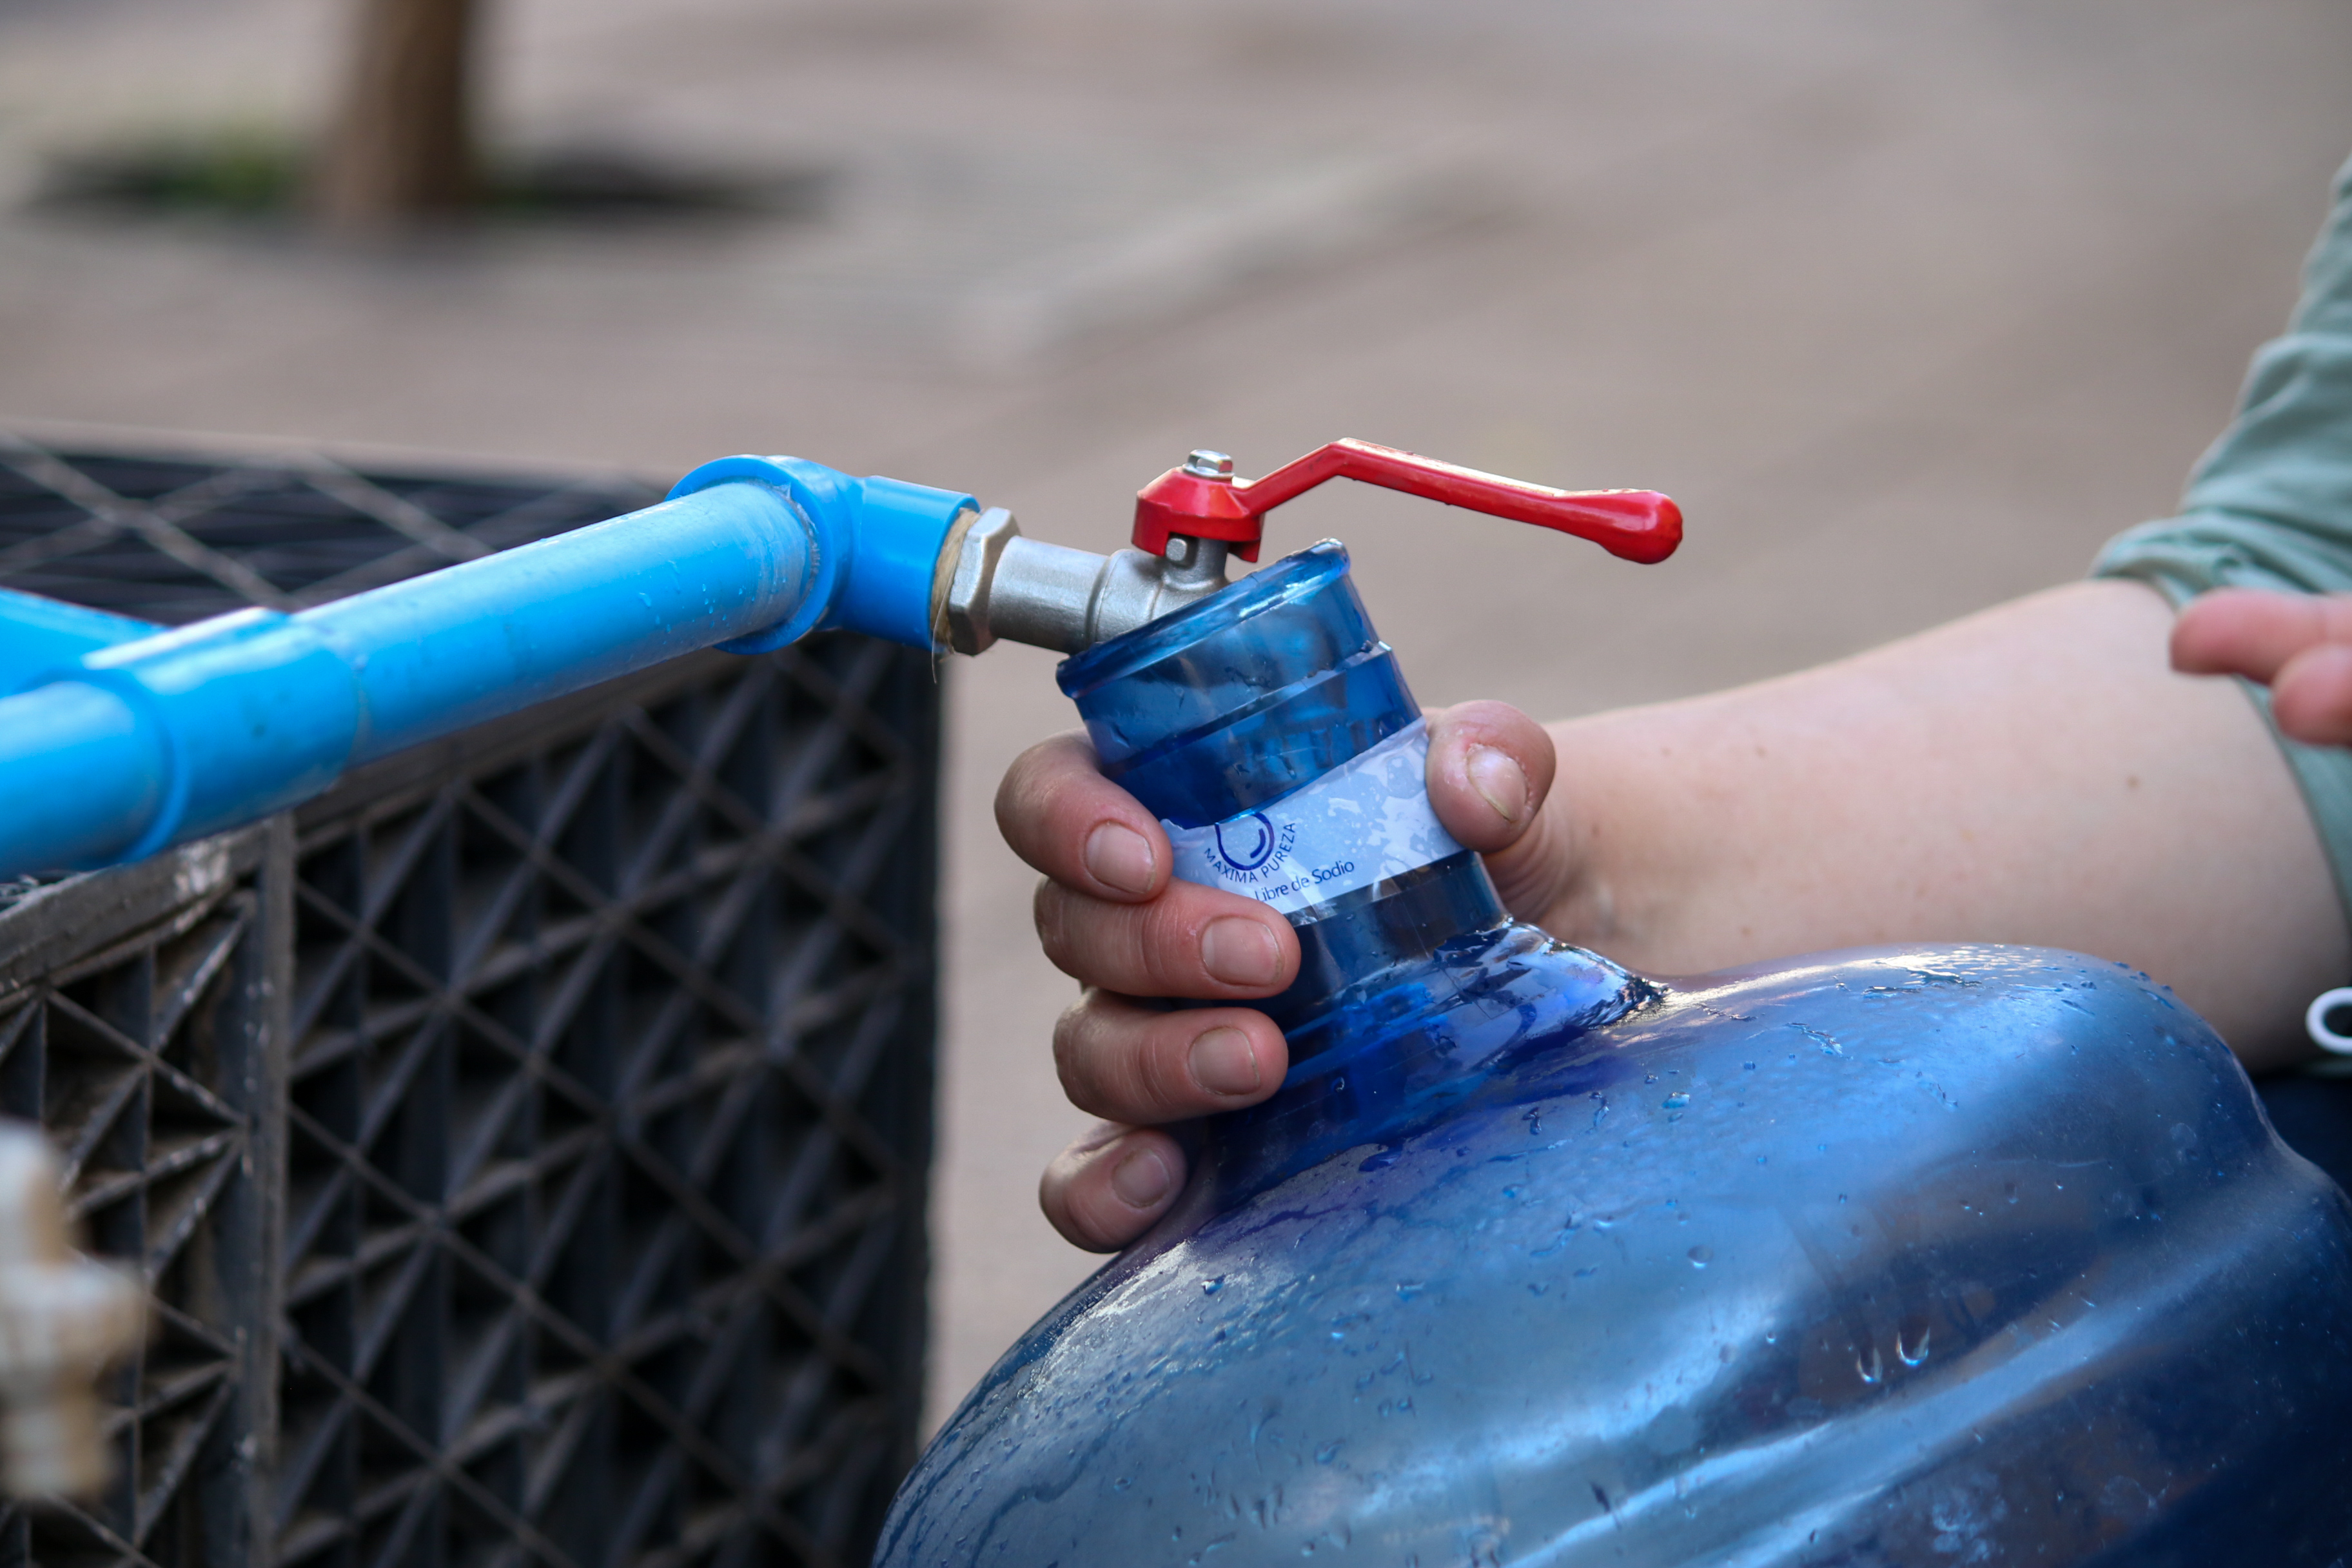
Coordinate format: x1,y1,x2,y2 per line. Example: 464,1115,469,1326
1059,542,1420,827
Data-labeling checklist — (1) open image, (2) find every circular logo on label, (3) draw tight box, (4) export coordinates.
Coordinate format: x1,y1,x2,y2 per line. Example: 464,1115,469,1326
1214,812,1279,872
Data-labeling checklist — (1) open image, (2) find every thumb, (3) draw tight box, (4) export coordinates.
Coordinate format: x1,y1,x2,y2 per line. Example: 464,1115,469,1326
1424,701,1569,917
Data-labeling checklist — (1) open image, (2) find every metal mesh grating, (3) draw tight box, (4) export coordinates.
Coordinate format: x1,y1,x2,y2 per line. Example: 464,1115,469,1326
0,438,939,1568
0,432,665,625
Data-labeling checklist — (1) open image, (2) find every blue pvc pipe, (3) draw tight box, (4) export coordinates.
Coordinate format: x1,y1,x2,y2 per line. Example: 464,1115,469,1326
0,683,162,870
0,587,160,689
0,455,974,877
320,481,817,763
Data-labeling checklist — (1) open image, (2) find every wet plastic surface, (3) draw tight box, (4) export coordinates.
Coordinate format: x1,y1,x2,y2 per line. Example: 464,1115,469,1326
883,544,2352,1566
2257,1073,2352,1195
887,939,2352,1566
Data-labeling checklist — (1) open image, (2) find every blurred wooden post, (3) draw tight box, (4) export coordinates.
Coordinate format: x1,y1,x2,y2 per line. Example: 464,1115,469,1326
313,0,481,231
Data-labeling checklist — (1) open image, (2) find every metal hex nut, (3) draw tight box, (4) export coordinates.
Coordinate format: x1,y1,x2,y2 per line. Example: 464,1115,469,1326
944,507,1022,656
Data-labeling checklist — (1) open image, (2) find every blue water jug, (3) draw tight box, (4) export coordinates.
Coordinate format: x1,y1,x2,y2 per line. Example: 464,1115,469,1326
882,451,2352,1567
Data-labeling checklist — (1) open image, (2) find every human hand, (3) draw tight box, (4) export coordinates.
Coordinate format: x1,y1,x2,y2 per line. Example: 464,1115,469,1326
998,701,1565,1250
2171,588,2352,745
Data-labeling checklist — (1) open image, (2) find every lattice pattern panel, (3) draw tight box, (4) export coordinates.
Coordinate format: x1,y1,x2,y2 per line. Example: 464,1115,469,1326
0,435,664,625
0,870,271,1568
0,436,939,1568
276,638,934,1568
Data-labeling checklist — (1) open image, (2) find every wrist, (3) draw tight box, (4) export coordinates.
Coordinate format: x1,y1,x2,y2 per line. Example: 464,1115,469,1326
1527,707,1718,968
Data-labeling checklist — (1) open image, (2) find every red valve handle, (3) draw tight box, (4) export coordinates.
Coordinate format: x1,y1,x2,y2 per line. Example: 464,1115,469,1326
1132,438,1682,565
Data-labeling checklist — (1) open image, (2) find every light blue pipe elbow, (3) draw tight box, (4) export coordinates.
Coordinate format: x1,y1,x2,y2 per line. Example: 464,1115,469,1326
0,455,975,878
0,587,162,689
668,455,966,653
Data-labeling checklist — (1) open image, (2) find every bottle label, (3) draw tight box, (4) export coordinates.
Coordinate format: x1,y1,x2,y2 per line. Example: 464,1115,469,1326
1162,721,1464,917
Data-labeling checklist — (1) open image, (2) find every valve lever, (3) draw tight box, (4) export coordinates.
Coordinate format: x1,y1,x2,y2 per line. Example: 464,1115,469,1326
1131,437,1682,564
941,439,1680,657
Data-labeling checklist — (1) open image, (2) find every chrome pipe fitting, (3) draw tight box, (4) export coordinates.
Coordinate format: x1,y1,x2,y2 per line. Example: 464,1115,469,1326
941,509,1233,656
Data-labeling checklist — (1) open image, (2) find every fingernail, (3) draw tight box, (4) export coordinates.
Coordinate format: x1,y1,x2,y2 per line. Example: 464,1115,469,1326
1188,1026,1262,1097
1467,745,1526,825
1084,823,1156,896
1202,917,1281,987
1110,1146,1173,1210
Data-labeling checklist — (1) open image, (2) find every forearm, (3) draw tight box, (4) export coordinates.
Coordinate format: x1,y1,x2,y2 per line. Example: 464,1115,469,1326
1531,578,2347,1070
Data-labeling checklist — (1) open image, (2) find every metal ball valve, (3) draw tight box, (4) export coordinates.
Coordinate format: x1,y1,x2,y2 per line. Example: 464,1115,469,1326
939,437,1681,655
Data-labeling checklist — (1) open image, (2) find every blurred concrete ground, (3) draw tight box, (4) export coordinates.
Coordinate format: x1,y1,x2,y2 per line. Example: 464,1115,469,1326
4,0,2351,1424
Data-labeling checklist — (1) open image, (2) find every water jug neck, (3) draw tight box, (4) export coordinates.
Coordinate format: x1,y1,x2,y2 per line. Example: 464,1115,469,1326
1271,846,1507,1037
1057,542,1511,1049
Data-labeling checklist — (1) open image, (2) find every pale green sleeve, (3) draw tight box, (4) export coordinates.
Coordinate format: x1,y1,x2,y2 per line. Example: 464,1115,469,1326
2097,150,2352,923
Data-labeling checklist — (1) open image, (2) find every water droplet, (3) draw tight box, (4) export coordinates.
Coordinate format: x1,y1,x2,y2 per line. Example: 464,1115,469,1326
1574,1266,1598,1279
1358,1146,1400,1172
1838,1193,1848,1204
1502,1186,1520,1200
1645,1073,1660,1084
1662,1092,1690,1110
1395,1280,1426,1301
1315,1442,1342,1465
2005,1181,2019,1205
1202,1277,1224,1295
1756,1154,1769,1165
1743,1061,1758,1071
1856,1344,1884,1386
1687,1246,1713,1268
1897,1324,1931,1366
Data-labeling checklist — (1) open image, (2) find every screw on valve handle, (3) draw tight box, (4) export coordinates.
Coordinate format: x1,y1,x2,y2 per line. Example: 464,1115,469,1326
940,438,1681,656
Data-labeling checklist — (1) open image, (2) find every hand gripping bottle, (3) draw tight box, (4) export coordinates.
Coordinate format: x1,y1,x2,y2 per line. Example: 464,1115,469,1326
883,444,2352,1567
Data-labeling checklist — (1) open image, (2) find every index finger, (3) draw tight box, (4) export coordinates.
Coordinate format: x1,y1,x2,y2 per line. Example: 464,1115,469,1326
995,731,1173,904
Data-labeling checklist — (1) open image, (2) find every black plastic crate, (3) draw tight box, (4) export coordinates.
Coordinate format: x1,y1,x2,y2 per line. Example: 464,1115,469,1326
0,433,939,1568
